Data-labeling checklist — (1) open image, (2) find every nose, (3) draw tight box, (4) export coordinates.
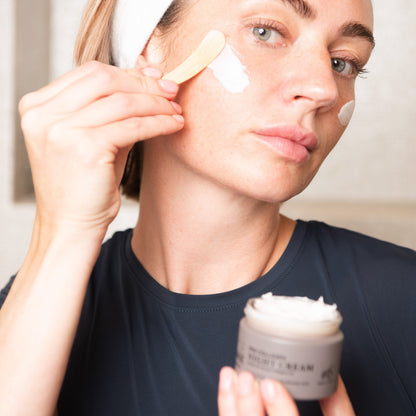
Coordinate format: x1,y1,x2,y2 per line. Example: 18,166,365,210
280,47,339,113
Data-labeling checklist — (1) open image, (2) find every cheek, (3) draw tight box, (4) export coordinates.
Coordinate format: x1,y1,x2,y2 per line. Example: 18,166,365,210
338,100,355,126
316,112,345,160
207,44,250,94
166,73,239,170
176,66,255,139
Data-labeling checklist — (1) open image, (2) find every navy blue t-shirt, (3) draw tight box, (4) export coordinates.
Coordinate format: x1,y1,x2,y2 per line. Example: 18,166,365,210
1,220,416,415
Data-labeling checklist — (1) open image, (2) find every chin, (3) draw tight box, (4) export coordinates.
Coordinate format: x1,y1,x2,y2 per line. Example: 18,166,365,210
222,162,315,204
227,175,311,205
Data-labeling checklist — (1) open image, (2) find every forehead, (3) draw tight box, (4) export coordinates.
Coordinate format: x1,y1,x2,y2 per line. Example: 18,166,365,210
178,0,375,53
189,0,373,27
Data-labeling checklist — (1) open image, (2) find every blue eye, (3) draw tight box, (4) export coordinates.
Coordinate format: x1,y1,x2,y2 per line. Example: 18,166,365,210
331,58,354,76
253,27,272,41
252,26,283,45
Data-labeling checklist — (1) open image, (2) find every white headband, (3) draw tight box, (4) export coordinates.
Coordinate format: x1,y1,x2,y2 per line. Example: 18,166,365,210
111,0,174,69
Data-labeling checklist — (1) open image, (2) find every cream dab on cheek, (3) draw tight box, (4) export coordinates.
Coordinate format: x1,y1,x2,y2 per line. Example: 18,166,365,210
338,100,355,126
208,43,250,93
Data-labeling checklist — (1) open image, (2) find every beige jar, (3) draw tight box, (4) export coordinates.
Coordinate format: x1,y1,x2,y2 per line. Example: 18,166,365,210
235,293,343,400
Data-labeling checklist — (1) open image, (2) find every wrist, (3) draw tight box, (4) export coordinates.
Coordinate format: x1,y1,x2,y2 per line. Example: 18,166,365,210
32,212,108,249
20,215,106,282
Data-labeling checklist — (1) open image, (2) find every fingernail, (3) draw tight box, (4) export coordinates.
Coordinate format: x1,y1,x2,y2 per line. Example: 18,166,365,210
171,101,182,114
219,367,234,393
237,372,254,396
260,379,277,402
172,114,184,123
159,79,179,93
141,67,163,79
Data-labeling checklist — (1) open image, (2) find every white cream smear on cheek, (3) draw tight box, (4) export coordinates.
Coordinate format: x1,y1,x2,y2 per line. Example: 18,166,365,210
207,43,250,93
338,100,356,126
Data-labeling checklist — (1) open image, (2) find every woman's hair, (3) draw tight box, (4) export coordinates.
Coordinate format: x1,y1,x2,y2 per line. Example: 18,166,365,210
74,0,183,200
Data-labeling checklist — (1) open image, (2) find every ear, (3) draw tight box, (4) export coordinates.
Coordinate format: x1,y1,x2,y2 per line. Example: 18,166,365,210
139,31,167,69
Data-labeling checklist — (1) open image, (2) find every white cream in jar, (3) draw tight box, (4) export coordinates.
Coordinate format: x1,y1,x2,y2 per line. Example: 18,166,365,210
235,293,343,400
245,292,342,337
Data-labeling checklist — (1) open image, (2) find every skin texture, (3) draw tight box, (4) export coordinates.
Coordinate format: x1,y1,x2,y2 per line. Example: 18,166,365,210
0,0,373,414
136,0,373,412
134,0,374,293
143,0,374,204
0,64,184,415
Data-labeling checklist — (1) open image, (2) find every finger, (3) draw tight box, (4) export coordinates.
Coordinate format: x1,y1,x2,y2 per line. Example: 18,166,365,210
218,367,238,416
235,372,265,416
45,66,179,115
260,379,299,416
320,377,355,416
131,55,164,79
135,55,149,70
19,61,101,113
85,113,185,149
67,92,181,128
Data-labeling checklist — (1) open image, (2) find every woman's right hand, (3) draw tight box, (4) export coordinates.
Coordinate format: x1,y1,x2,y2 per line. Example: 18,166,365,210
19,60,184,240
0,60,183,416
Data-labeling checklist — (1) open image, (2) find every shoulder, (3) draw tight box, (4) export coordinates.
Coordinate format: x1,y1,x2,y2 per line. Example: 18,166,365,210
300,220,416,325
303,220,416,343
303,220,416,271
302,222,416,408
98,228,133,261
65,228,136,353
91,229,133,277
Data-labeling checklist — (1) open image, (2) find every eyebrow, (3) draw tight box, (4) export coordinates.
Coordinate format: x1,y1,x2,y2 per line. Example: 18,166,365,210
280,0,316,19
341,22,376,49
279,0,375,49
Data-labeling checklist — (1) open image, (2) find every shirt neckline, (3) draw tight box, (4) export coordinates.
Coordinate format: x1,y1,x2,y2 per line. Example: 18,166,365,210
123,220,308,311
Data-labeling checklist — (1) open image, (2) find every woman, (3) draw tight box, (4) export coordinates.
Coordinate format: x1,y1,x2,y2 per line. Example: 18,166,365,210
0,0,415,415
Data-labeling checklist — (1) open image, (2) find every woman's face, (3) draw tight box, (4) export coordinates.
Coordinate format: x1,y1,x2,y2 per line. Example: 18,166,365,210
149,0,374,203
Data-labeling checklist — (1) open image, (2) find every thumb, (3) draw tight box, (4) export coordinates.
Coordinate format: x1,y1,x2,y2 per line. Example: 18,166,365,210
260,379,299,416
319,376,355,416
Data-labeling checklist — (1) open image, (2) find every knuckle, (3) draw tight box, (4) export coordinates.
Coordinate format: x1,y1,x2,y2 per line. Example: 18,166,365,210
82,60,104,73
112,92,134,110
135,75,154,92
83,61,115,85
149,94,165,108
46,123,92,161
95,66,116,85
143,94,172,114
126,117,143,130
45,120,65,144
18,93,32,115
20,108,42,136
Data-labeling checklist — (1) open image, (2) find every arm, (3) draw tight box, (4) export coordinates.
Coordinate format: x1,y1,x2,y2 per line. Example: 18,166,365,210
0,61,183,416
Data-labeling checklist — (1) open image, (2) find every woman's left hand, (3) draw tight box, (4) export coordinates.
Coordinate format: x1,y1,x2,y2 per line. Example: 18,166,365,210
217,367,355,416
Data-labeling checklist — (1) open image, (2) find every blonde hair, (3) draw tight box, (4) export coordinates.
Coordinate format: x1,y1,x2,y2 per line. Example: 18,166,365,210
74,0,115,66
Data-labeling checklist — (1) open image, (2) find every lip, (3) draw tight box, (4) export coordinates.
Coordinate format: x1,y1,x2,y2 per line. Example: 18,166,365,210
253,125,318,162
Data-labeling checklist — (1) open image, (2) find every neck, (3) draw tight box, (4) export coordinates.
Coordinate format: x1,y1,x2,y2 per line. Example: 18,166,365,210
131,143,296,295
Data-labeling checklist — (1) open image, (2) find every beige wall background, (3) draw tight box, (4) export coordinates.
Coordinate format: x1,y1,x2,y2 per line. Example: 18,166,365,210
1,0,415,287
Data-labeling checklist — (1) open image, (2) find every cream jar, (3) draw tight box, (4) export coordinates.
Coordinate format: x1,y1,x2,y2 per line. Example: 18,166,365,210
235,293,343,400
